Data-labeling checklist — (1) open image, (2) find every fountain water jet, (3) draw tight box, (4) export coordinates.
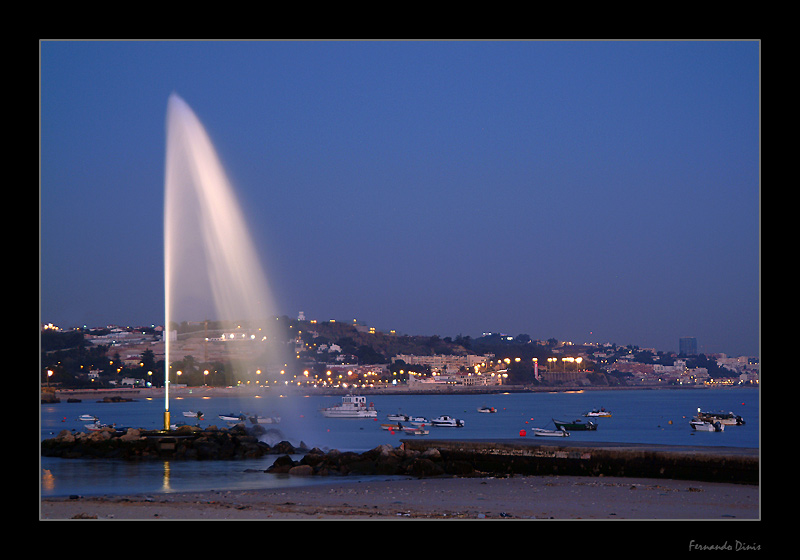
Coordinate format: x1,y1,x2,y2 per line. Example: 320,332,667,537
163,93,282,430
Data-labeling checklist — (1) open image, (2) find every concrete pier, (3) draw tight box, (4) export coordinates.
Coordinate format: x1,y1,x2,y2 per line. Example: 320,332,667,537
401,439,759,485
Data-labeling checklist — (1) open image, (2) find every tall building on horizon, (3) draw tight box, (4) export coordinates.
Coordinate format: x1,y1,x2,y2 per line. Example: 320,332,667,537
679,337,698,356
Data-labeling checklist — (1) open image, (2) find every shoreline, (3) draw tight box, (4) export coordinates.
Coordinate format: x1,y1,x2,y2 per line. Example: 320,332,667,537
40,474,759,521
49,383,758,401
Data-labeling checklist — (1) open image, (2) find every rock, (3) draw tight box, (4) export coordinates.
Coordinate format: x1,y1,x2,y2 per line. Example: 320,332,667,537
56,430,75,443
271,440,298,454
268,454,297,473
119,428,142,442
421,448,441,460
89,429,113,441
174,425,200,434
405,457,445,478
288,464,314,476
444,460,476,476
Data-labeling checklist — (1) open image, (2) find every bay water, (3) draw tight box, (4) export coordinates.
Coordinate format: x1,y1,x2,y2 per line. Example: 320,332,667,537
41,387,758,497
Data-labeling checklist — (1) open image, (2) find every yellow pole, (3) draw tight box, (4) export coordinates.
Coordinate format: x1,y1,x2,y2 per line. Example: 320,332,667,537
164,332,170,431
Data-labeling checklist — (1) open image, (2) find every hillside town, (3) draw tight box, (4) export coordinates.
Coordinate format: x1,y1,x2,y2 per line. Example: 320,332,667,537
40,315,759,393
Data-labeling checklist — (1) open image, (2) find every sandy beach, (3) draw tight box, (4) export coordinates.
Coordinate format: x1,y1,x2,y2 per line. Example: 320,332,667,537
40,474,759,521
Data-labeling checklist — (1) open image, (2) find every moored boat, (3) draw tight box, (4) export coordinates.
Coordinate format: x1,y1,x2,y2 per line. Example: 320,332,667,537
402,426,430,435
695,408,744,425
380,422,403,431
477,406,497,413
532,427,570,437
553,418,597,431
584,408,612,417
246,414,280,425
430,415,465,427
78,414,97,422
320,395,378,418
690,418,724,432
183,411,204,419
386,413,411,421
219,412,246,423
409,416,429,426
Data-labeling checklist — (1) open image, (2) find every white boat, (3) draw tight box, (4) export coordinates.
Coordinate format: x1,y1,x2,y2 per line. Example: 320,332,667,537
409,416,429,426
690,418,724,432
584,408,612,417
182,411,204,419
430,415,465,427
219,412,246,423
386,413,411,421
532,427,570,437
246,414,280,425
402,426,430,435
320,395,378,418
695,408,744,425
477,406,497,413
77,414,97,422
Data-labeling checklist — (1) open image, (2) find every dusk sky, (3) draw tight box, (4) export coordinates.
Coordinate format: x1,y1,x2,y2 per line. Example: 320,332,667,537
40,40,760,357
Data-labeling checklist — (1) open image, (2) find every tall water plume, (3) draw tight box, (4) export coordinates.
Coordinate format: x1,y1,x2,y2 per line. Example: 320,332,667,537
163,93,282,429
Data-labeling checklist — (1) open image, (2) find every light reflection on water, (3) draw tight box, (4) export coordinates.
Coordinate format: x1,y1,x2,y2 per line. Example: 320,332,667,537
41,388,758,497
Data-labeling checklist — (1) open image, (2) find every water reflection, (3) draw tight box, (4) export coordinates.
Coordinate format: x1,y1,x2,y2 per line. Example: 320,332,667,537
162,461,172,492
42,469,55,492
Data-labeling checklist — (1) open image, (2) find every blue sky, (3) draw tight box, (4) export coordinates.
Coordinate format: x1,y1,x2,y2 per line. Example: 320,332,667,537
40,40,760,356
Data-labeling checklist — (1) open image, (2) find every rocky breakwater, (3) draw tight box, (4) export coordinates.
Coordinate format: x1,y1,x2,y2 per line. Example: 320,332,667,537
41,424,309,461
266,444,477,478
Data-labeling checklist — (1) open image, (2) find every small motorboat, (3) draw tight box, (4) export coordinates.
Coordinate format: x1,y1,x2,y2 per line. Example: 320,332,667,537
77,414,98,422
183,411,204,419
584,408,612,417
532,427,570,437
246,414,280,425
695,408,744,425
386,413,411,421
477,406,497,413
409,416,429,426
219,413,246,423
553,418,597,431
430,415,465,427
690,418,724,432
402,426,430,435
380,422,403,431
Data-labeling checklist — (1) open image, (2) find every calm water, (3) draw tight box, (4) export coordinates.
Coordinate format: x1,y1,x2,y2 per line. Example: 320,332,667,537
41,388,759,497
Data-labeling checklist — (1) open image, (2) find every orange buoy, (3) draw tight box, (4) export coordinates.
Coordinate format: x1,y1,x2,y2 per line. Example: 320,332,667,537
519,429,527,437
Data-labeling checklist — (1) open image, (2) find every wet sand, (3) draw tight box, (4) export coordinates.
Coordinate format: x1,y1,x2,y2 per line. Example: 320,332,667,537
40,474,759,521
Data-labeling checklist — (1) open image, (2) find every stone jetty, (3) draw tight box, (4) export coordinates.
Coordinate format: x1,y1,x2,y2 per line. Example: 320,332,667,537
41,424,308,461
41,427,758,485
267,444,475,478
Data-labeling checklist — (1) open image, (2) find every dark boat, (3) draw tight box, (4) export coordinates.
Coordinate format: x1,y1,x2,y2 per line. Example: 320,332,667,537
553,418,597,431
